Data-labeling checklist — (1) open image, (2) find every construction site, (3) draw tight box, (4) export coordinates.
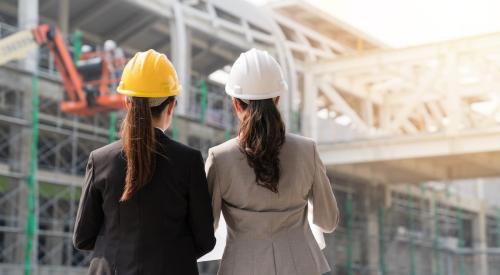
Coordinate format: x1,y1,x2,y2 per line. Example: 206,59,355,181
1,0,500,274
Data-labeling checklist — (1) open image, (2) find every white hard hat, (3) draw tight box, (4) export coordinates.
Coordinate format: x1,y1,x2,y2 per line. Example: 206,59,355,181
104,40,117,51
81,45,92,53
225,48,288,100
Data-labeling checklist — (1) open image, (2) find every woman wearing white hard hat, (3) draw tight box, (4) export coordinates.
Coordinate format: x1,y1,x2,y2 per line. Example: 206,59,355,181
206,48,339,275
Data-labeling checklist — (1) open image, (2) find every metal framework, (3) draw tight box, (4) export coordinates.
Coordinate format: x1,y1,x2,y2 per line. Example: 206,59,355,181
0,0,499,274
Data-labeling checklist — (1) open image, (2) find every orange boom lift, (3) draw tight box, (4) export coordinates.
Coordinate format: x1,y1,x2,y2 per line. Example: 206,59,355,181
0,24,126,116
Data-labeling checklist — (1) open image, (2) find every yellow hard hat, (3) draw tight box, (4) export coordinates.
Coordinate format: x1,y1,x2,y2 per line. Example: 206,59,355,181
117,49,181,98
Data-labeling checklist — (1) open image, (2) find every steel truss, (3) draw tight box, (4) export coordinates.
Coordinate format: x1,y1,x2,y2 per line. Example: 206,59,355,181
0,0,499,274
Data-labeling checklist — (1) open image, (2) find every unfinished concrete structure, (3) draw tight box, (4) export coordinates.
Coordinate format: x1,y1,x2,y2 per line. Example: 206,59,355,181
0,0,499,274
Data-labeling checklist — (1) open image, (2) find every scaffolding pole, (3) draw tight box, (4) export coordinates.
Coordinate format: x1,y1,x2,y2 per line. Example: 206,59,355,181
408,186,416,275
172,115,179,140
109,111,117,143
292,110,300,133
497,207,500,247
24,74,39,275
457,203,465,275
200,79,207,123
73,31,82,62
346,195,353,275
434,191,441,275
224,127,231,141
223,97,231,141
378,206,387,275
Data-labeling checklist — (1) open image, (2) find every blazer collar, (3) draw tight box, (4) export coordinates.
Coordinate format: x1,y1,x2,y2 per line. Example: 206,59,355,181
154,127,170,141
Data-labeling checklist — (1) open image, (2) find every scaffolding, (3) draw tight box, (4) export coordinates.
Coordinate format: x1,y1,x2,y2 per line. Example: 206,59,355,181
0,1,500,275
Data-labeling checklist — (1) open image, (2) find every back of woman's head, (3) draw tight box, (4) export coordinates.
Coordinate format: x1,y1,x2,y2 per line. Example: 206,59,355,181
116,49,180,202
120,97,174,201
237,98,286,193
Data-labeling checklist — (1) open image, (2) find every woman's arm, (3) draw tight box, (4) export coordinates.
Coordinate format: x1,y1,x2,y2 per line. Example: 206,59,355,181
188,151,216,258
309,142,339,233
73,152,104,250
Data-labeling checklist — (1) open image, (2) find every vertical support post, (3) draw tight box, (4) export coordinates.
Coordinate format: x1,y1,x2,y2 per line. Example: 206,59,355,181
171,115,179,140
18,0,38,72
73,31,82,63
291,111,300,133
474,201,489,275
433,192,441,275
58,0,69,36
378,206,387,275
223,97,231,140
457,204,465,275
109,111,117,143
200,79,207,123
70,118,78,175
302,73,317,139
408,186,416,275
223,97,233,140
24,75,39,275
171,1,190,116
364,186,379,275
497,207,500,247
346,194,354,275
361,100,374,129
19,1,39,273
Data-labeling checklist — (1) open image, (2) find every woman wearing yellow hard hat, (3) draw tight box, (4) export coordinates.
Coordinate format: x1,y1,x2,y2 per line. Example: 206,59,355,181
206,49,339,275
73,49,215,275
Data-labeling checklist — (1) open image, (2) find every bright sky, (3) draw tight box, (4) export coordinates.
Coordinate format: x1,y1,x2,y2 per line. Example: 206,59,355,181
250,0,500,48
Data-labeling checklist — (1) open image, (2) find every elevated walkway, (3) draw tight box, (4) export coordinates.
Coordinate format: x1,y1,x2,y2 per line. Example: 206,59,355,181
320,128,500,183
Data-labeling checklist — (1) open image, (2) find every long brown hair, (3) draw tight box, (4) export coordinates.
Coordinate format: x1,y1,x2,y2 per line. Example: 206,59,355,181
120,97,174,201
237,98,286,193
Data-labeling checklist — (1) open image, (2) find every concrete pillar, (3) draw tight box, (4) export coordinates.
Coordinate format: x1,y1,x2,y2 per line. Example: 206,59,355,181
301,73,317,139
18,0,39,72
474,201,489,275
18,0,39,272
170,1,191,116
58,0,70,37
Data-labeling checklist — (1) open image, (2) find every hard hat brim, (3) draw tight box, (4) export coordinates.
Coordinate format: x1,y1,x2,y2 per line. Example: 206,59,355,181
117,86,181,98
225,87,285,100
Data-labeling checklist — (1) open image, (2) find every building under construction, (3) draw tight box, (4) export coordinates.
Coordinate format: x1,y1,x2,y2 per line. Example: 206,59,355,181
1,0,500,274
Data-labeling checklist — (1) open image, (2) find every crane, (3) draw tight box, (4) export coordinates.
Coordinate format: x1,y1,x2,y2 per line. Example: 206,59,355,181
0,24,126,116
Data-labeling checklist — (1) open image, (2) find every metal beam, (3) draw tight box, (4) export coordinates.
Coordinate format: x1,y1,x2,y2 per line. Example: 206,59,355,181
71,0,116,28
319,83,368,132
309,32,500,74
319,128,500,166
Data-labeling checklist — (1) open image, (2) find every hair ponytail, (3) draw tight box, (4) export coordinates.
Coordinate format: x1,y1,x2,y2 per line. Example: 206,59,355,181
237,98,286,193
120,97,155,201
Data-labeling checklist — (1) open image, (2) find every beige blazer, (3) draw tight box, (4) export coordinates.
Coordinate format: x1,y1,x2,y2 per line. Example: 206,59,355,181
206,133,339,275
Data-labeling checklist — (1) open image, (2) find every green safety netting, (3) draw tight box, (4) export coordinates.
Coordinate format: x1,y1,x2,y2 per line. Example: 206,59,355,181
24,74,39,275
73,31,82,64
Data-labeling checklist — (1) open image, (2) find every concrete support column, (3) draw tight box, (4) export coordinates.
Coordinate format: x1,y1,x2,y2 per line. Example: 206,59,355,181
474,201,489,275
171,1,191,116
18,0,39,72
301,73,317,139
58,0,70,37
18,1,39,272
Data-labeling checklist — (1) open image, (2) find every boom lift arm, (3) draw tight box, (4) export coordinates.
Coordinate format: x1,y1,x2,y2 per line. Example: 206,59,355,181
0,24,125,116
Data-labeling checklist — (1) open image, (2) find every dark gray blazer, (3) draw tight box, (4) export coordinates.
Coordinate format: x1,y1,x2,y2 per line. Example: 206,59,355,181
73,129,215,275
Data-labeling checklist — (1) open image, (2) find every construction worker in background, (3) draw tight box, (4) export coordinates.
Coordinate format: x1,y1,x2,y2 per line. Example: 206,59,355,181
205,48,339,275
103,39,126,90
73,49,215,275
